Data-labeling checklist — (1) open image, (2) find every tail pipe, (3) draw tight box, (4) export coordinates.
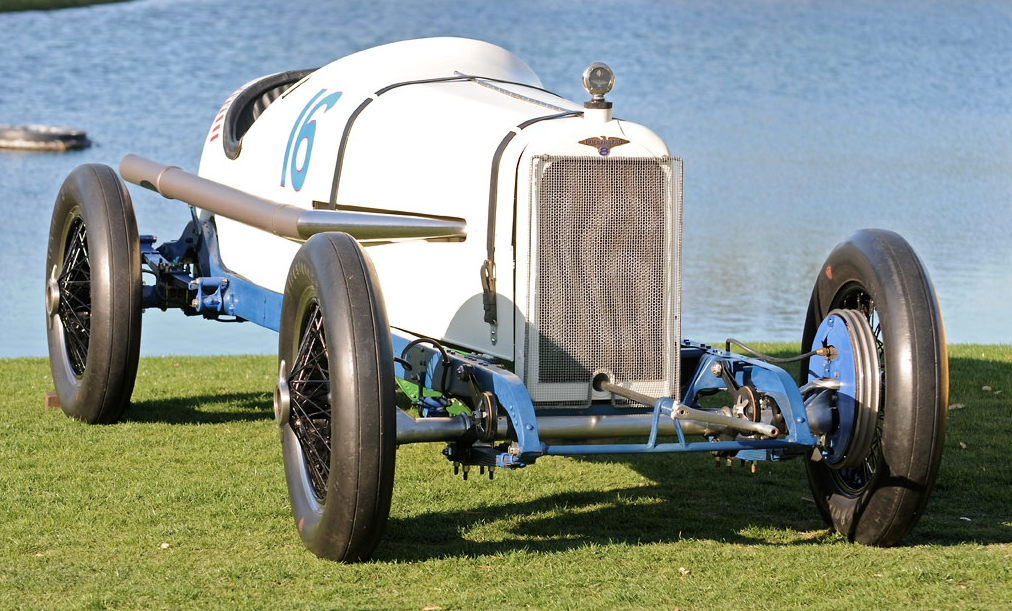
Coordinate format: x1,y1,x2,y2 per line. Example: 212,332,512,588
118,154,467,243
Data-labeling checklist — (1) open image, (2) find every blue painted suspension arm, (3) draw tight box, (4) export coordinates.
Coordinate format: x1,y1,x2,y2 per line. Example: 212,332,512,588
390,330,544,468
543,342,818,458
139,215,284,331
677,344,818,459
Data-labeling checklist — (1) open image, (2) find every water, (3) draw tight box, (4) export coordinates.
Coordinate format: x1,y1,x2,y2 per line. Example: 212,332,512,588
1,0,1010,357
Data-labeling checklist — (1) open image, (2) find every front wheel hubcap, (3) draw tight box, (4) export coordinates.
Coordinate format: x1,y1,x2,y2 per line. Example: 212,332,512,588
45,265,61,327
811,309,881,470
275,359,291,426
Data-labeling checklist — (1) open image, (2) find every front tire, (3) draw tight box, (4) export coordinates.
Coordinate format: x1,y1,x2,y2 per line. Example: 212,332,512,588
45,164,142,424
801,229,947,546
277,232,396,562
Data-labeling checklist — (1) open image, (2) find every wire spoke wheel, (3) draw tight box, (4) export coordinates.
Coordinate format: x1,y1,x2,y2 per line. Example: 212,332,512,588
278,232,396,562
57,217,92,376
46,164,141,424
801,229,947,546
287,301,332,500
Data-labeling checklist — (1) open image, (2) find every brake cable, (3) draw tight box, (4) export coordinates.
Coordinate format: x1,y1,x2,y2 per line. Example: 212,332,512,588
724,338,834,364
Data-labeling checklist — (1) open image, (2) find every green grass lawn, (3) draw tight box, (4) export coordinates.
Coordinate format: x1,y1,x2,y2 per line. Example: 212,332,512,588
1,345,1009,610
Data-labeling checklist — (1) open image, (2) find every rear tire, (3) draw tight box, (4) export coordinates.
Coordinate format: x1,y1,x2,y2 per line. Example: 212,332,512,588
801,229,947,546
277,232,396,562
45,164,142,424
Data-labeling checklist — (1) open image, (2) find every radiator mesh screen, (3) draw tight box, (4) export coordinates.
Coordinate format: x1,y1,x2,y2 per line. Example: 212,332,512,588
526,156,680,404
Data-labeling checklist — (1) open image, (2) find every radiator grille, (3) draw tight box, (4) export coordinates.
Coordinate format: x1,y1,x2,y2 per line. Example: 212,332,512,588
525,155,681,405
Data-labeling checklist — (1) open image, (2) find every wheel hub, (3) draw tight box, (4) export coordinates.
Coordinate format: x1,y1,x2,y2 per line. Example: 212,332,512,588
811,309,880,470
274,359,291,426
45,264,61,328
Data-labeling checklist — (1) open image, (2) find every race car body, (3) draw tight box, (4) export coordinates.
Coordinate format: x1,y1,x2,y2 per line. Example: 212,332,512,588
198,37,679,405
46,37,947,562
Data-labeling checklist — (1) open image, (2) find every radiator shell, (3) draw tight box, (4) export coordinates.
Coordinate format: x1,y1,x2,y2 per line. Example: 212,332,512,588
518,155,682,405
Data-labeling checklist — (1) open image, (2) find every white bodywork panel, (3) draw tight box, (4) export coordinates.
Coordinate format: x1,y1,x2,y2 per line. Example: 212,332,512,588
197,37,672,371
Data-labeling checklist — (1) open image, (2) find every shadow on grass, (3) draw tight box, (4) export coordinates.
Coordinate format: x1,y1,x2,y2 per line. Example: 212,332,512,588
113,348,1010,560
916,353,1012,546
123,392,274,424
379,471,830,562
381,454,1009,563
378,351,1012,561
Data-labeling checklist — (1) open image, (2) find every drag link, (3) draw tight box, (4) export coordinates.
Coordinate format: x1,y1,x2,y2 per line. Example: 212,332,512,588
673,404,779,438
595,376,779,439
594,377,666,407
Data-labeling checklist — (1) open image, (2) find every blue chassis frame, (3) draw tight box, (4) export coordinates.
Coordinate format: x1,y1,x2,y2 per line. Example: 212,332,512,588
389,333,819,468
141,218,826,470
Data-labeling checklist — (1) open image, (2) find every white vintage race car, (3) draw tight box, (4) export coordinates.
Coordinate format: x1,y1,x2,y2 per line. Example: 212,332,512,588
44,38,948,562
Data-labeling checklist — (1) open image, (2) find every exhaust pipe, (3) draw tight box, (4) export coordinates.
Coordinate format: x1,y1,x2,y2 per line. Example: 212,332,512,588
119,154,467,243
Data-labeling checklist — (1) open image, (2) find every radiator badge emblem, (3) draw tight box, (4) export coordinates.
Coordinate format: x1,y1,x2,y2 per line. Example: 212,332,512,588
579,136,629,156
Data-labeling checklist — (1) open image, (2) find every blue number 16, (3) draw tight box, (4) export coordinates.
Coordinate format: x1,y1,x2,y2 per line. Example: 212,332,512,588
281,89,342,191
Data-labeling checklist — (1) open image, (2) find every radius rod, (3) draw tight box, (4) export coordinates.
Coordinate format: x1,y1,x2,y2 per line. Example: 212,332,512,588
596,379,779,438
